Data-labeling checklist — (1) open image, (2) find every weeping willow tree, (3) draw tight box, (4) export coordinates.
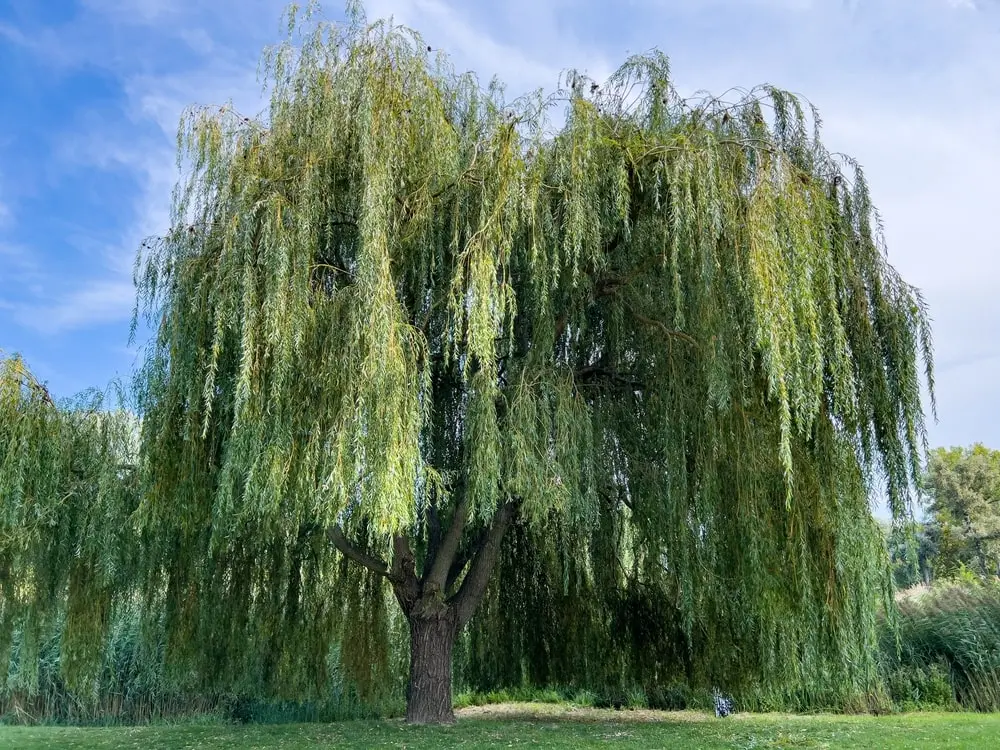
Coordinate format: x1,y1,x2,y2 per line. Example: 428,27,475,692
0,354,140,697
17,0,929,724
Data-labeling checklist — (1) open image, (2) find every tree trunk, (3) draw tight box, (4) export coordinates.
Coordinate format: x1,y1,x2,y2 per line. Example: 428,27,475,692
405,611,458,724
330,502,519,725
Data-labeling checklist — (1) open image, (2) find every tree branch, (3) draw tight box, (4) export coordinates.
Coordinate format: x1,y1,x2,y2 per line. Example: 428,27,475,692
574,364,646,390
630,310,700,349
328,526,389,577
450,500,519,628
10,358,55,406
391,533,421,613
445,529,486,595
425,502,443,566
424,498,469,594
391,534,416,578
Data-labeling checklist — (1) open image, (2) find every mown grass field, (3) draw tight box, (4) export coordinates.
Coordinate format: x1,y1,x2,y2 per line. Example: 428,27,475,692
1,703,998,749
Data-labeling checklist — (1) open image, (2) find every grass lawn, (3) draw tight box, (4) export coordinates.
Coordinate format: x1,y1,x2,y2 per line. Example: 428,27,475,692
1,703,998,749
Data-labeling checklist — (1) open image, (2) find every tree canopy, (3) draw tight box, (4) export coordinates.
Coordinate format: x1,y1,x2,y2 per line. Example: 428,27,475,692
921,444,1000,579
0,354,138,694
2,1,933,724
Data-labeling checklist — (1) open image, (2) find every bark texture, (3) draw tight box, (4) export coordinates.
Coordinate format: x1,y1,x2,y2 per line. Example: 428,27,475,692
405,612,458,724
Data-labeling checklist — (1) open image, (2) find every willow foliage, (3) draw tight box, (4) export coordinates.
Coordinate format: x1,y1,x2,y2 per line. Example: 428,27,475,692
0,354,139,694
4,0,932,707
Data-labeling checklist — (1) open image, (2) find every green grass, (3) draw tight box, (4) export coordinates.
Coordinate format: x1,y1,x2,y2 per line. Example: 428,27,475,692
2,704,999,749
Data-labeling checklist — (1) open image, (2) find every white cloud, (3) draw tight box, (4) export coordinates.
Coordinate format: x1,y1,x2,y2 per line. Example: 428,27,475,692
0,21,28,47
0,2,271,334
0,242,41,300
16,279,135,333
178,27,216,56
364,0,606,95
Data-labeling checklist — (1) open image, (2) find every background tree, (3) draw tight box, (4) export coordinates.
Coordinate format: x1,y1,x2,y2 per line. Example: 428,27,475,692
0,354,138,695
922,445,1000,579
4,1,933,725
886,520,935,590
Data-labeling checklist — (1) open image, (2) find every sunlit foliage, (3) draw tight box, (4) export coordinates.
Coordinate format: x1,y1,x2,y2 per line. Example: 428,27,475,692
3,0,932,714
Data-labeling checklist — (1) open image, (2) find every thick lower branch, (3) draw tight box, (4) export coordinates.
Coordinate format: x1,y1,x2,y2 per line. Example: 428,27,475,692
450,500,518,628
391,534,421,612
445,529,486,595
424,498,469,593
328,526,389,577
426,502,443,565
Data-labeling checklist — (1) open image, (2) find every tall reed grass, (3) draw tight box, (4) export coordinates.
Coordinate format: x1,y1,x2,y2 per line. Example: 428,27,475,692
882,580,1000,711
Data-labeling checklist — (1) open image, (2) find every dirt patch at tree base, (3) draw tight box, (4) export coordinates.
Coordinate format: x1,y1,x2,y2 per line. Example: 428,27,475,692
456,702,719,723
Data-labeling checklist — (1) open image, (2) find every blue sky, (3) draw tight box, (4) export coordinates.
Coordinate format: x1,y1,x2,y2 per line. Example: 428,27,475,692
1,0,998,457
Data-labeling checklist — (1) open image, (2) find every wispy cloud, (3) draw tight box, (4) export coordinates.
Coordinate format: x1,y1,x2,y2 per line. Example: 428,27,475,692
365,0,608,95
0,241,39,283
0,1,274,335
15,279,136,333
